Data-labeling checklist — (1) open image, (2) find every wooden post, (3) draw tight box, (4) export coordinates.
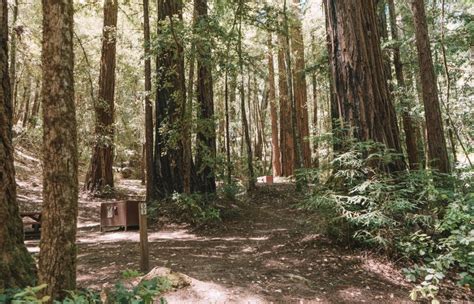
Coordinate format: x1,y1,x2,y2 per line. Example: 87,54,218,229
139,202,149,272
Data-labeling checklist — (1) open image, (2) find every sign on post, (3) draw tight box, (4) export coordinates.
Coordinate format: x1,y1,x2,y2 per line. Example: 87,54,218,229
139,202,149,272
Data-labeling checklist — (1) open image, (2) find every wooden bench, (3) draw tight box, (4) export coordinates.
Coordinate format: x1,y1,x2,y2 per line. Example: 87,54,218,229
21,212,42,233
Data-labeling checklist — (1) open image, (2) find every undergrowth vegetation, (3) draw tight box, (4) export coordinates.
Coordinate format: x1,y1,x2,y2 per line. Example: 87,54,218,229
149,181,243,226
299,140,473,302
0,273,171,304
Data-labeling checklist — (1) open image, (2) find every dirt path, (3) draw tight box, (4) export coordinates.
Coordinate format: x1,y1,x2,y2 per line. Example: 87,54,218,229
22,180,413,303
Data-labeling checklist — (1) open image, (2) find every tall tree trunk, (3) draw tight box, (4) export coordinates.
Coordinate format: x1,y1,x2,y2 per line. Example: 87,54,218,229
85,0,118,192
29,78,41,127
224,68,232,183
267,33,282,177
238,1,255,190
195,0,216,193
154,0,186,197
388,0,420,170
0,0,36,289
311,33,319,168
39,0,78,300
143,0,155,200
278,32,295,176
21,73,31,128
410,0,450,173
254,73,264,160
290,0,311,168
325,0,404,171
9,0,18,113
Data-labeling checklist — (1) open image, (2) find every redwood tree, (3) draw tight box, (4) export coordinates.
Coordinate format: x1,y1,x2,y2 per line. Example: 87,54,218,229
154,0,186,197
267,33,282,177
325,0,404,170
410,0,450,173
39,0,78,299
290,0,311,168
278,32,295,176
0,0,36,289
194,0,216,193
85,0,118,192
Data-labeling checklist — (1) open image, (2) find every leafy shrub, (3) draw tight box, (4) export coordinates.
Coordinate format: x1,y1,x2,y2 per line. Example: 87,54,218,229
169,192,221,225
0,284,50,303
107,277,171,304
219,180,242,201
122,269,143,279
0,277,171,304
301,140,473,301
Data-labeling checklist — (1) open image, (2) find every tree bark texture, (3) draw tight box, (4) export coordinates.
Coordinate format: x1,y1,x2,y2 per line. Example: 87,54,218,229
278,32,295,176
325,0,404,171
85,0,118,192
39,0,78,300
290,0,311,168
410,0,450,173
154,0,186,197
267,33,282,177
9,0,18,113
194,0,216,193
0,0,36,289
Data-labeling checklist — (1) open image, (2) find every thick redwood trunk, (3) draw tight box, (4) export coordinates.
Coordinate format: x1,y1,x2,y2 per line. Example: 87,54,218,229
278,32,295,176
85,0,118,192
154,0,186,197
39,0,78,300
0,0,36,289
388,0,420,170
194,0,216,193
267,33,282,176
410,0,450,173
325,0,404,171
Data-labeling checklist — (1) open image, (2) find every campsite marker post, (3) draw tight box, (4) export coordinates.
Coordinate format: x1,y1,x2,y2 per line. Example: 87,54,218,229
139,202,149,272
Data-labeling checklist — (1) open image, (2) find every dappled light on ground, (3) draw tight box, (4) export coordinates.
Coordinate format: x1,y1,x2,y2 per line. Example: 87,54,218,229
19,177,413,303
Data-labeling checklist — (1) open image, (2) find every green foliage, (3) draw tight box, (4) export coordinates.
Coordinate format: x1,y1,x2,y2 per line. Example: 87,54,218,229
168,192,221,225
0,277,171,304
122,269,143,279
107,277,171,304
0,284,50,303
219,180,243,201
301,141,473,301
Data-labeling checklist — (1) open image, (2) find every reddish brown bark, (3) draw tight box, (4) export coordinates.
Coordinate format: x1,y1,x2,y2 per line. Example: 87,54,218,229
290,0,311,168
85,0,118,192
267,33,282,176
325,0,404,171
410,0,450,173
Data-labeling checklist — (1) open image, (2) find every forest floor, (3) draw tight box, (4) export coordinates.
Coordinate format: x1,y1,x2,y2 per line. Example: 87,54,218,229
14,147,469,303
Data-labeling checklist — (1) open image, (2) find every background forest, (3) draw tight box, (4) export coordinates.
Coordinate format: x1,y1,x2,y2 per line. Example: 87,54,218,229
0,0,473,303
